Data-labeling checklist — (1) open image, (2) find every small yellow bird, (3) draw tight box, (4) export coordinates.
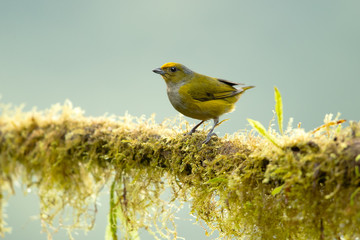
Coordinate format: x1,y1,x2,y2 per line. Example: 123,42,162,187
153,62,254,144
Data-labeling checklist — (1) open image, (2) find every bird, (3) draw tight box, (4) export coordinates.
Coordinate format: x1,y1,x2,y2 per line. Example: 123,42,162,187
153,62,254,144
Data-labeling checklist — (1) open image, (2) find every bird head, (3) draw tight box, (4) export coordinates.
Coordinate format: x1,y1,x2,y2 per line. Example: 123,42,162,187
153,62,193,84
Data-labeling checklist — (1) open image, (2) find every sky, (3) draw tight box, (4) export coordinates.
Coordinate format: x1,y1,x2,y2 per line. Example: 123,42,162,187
1,0,359,239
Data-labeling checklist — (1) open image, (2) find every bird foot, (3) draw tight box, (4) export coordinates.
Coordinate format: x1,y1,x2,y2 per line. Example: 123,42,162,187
184,130,195,136
202,132,217,144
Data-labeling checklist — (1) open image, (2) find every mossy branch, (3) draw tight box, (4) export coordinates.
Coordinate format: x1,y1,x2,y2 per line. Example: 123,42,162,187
0,100,360,240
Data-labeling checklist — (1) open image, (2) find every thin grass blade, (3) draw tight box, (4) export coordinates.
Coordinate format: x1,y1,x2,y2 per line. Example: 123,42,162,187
248,118,281,148
274,87,283,135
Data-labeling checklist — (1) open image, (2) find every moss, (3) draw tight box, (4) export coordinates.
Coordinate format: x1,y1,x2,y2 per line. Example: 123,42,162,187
0,101,360,239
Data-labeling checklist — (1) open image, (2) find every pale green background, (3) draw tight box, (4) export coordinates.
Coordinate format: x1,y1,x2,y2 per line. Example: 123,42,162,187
1,0,359,239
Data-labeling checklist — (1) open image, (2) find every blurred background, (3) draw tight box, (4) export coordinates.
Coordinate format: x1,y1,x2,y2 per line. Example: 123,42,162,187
1,0,359,239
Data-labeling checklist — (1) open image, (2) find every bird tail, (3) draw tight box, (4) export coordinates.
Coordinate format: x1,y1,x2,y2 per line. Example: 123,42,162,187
235,85,255,95
242,86,255,91
231,85,255,101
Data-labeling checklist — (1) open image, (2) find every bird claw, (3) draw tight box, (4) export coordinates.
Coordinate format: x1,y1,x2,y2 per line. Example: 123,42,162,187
202,132,217,144
185,130,195,136
184,130,194,136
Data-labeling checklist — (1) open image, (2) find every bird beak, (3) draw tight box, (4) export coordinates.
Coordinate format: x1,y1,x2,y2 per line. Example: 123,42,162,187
153,68,166,75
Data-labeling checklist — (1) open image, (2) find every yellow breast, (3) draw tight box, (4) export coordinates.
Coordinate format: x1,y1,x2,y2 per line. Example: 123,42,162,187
166,80,237,121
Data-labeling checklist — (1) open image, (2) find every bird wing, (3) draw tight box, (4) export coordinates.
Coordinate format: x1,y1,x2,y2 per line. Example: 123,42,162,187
217,78,244,86
183,75,243,102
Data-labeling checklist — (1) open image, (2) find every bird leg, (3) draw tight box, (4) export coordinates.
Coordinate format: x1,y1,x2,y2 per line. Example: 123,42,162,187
203,118,219,144
187,120,205,135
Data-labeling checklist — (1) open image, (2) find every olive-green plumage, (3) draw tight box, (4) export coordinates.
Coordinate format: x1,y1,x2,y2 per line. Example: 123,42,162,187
153,62,254,143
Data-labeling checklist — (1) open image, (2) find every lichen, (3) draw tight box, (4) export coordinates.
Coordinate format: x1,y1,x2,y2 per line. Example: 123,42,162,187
0,99,359,240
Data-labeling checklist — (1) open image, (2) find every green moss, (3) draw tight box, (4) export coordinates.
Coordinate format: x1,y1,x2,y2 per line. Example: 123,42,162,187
0,100,359,239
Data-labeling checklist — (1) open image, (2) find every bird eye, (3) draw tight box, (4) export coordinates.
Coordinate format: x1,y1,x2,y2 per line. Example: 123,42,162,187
170,67,177,72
